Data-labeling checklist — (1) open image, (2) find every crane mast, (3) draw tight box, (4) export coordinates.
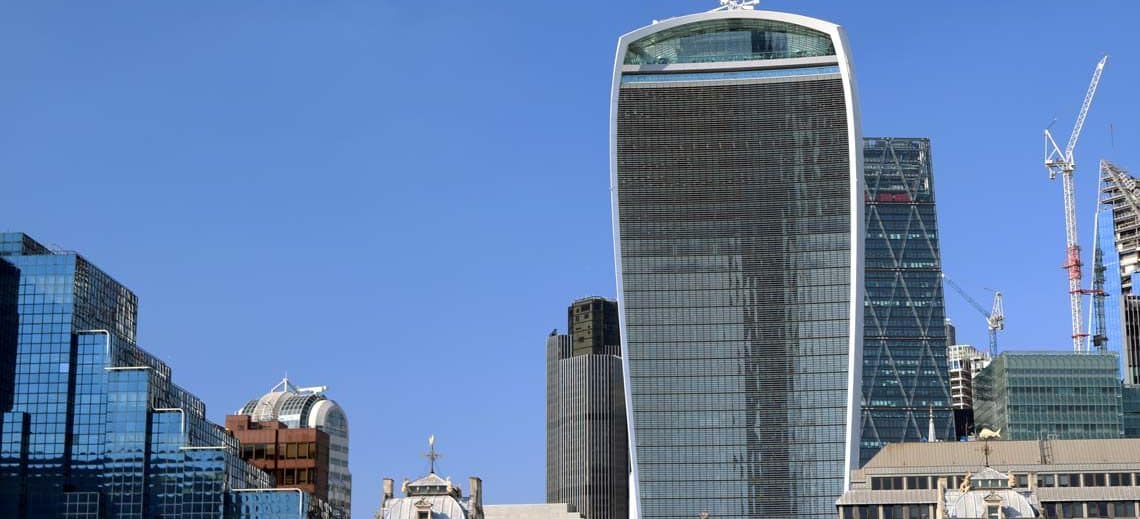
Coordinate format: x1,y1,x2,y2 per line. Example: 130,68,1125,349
1044,55,1107,353
943,275,1005,358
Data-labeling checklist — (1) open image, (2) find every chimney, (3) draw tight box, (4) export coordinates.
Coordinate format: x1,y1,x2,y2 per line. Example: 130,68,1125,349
469,476,483,519
382,478,394,503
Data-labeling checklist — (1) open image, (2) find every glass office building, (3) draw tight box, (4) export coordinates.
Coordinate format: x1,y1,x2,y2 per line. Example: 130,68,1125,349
0,233,322,518
973,351,1123,441
860,137,953,464
611,9,863,519
1098,164,1139,382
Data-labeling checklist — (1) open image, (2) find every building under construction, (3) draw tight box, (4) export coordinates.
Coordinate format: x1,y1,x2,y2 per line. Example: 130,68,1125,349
1097,162,1140,383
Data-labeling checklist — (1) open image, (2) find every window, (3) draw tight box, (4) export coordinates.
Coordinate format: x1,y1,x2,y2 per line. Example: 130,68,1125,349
1085,473,1107,487
417,512,430,519
1088,501,1108,517
987,505,1000,519
1060,502,1080,518
286,443,297,459
1039,474,1056,488
1109,473,1130,486
1016,474,1029,488
1113,502,1135,517
907,476,929,490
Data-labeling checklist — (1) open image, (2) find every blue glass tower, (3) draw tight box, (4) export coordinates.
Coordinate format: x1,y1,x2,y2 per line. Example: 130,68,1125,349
860,138,952,465
0,233,325,518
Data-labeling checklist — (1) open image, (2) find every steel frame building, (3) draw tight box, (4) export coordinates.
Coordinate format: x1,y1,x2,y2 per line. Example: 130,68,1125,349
861,137,954,464
610,8,863,519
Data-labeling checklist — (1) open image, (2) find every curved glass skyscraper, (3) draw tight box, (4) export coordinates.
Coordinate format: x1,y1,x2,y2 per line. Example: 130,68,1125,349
610,8,863,519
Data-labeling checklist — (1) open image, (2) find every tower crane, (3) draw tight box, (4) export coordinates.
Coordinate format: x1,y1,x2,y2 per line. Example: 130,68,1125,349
1044,55,1108,353
943,275,1005,358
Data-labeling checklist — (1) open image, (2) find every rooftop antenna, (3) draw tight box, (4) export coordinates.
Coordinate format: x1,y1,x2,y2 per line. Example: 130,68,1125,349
711,0,759,11
424,434,443,474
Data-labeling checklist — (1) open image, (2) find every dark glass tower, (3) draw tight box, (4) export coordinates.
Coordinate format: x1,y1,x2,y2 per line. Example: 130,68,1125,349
0,233,322,518
860,137,953,464
611,10,863,519
547,297,628,519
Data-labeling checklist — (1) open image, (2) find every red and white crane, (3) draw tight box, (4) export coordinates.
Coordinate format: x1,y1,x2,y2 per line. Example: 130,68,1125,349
1044,55,1107,353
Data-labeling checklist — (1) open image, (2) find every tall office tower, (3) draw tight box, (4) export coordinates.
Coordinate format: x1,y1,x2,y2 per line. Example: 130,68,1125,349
0,233,321,518
860,137,953,464
229,378,352,518
1100,165,1140,383
547,297,628,519
611,7,863,519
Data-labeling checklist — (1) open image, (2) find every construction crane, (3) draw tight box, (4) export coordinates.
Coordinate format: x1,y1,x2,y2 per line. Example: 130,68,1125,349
1044,55,1108,353
943,275,1005,358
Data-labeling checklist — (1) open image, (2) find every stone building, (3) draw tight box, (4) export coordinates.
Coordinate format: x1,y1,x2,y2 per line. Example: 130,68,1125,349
837,438,1140,518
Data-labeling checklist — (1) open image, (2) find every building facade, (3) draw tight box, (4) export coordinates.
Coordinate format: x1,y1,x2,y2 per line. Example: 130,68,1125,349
973,352,1123,441
861,137,953,464
1099,163,1140,383
837,439,1140,519
948,344,992,412
611,8,863,518
232,378,352,518
0,232,323,518
547,297,628,519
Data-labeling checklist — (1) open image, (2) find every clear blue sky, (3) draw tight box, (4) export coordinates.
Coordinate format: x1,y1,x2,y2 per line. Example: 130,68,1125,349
1,1,1138,517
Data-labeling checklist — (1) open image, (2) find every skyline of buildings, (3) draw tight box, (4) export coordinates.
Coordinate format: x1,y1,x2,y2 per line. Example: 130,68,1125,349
546,297,628,519
1,4,1138,519
860,136,954,463
0,232,326,518
612,9,863,518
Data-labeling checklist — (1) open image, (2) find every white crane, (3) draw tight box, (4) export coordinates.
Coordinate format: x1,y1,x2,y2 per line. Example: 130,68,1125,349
943,275,1005,358
1044,55,1108,353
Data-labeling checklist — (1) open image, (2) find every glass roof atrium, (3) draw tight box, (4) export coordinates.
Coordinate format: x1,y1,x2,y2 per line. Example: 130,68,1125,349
624,18,835,65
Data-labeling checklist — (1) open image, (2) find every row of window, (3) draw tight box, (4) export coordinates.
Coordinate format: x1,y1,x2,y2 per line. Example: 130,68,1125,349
871,472,1140,491
240,442,318,461
842,501,1140,519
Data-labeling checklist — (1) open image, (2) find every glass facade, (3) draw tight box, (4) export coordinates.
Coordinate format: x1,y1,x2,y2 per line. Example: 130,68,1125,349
0,232,323,518
613,12,860,519
973,352,1123,440
1099,165,1139,383
860,138,953,464
623,18,835,65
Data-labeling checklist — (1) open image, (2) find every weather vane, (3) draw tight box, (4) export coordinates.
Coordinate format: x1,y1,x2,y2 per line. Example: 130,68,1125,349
712,0,760,11
424,434,443,474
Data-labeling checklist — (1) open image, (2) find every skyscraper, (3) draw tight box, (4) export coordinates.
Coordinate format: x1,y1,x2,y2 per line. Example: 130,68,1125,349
547,297,628,519
860,137,953,463
229,377,352,518
1098,162,1140,382
0,233,324,518
611,7,863,519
